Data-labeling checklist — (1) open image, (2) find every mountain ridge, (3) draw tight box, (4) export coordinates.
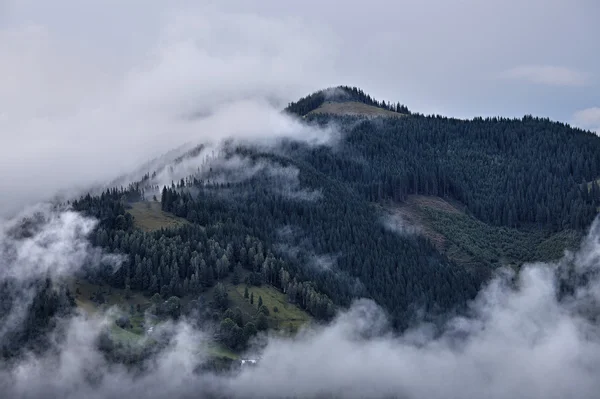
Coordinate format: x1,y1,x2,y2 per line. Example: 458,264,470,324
6,85,600,365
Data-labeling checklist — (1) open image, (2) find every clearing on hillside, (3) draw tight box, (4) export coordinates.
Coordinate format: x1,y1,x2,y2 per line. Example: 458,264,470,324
127,201,188,232
213,282,311,333
72,279,151,312
308,101,407,118
388,195,581,272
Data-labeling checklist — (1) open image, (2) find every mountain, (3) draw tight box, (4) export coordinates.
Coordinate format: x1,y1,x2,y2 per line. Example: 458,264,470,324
286,85,411,117
6,86,600,364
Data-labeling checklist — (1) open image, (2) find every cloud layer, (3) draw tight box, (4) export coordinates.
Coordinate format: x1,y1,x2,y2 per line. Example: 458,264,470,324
2,206,600,398
0,3,336,216
2,0,599,214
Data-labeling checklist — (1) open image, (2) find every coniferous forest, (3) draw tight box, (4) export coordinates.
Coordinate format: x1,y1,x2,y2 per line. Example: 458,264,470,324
69,88,600,332
7,87,600,357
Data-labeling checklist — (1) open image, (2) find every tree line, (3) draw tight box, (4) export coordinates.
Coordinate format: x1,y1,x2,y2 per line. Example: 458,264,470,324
286,86,411,117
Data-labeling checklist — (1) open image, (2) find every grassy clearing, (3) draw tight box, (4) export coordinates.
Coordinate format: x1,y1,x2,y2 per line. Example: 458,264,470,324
230,284,311,332
72,279,151,311
422,207,580,267
71,279,152,336
73,276,309,357
110,324,145,345
308,101,406,118
198,272,311,333
127,201,188,232
391,195,581,270
205,342,239,360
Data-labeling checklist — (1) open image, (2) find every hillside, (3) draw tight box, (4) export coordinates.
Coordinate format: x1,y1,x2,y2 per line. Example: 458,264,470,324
128,201,188,232
8,86,600,365
387,195,582,275
63,86,600,347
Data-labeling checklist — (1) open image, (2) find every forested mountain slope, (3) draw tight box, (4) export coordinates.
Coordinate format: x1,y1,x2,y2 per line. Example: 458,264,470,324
16,86,600,360
300,109,600,231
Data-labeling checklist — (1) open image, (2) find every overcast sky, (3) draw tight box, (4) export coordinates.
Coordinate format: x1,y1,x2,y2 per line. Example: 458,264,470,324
1,0,599,213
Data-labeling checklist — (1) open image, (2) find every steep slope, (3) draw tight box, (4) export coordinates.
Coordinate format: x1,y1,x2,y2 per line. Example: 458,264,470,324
303,112,600,231
69,87,600,338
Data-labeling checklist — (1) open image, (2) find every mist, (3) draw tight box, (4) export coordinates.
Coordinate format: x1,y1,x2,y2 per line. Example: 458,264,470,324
382,212,421,236
0,2,337,216
2,206,600,398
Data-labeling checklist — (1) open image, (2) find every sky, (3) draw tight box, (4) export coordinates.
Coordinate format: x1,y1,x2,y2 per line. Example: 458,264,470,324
0,0,599,213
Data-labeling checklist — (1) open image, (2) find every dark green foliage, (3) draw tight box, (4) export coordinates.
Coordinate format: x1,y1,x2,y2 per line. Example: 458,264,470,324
150,296,181,319
285,89,325,116
223,308,235,321
219,318,243,349
116,315,131,329
258,305,270,316
232,266,241,285
233,307,244,327
163,296,181,319
243,322,257,341
71,89,600,331
224,307,244,327
150,293,162,304
159,153,474,326
256,313,268,331
421,207,582,269
214,283,228,310
303,113,600,231
0,278,75,359
73,185,334,321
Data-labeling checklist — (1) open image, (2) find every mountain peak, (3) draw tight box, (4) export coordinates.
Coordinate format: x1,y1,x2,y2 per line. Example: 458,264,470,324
285,86,411,118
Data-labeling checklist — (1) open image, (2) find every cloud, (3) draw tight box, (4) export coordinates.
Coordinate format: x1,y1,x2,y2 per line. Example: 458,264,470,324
143,149,324,202
2,0,600,215
382,212,421,236
0,3,337,217
223,218,600,399
0,204,122,353
3,209,600,398
573,107,600,133
0,204,121,282
501,65,589,87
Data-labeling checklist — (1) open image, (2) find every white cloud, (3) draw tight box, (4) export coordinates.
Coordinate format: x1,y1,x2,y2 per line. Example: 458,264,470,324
0,203,121,282
573,107,600,133
382,212,421,236
2,195,600,398
0,4,337,217
501,65,589,87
